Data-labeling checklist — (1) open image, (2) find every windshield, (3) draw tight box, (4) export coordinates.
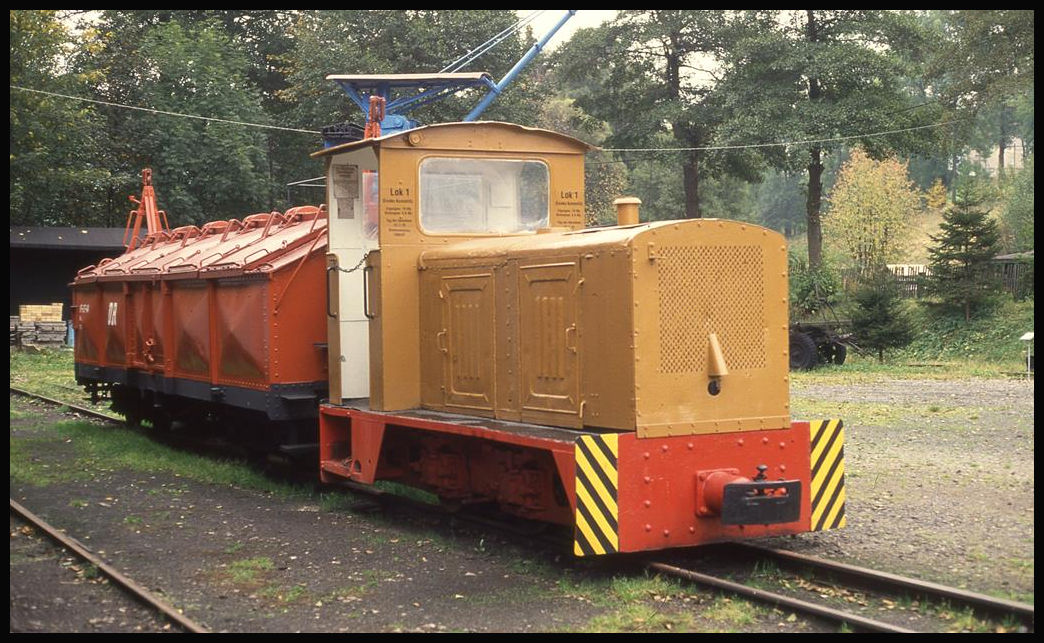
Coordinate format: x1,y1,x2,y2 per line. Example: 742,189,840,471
419,157,549,234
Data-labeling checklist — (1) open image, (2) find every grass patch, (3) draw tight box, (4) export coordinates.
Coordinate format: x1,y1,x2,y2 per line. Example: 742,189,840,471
788,398,974,427
226,556,275,584
700,595,760,629
938,604,994,633
561,572,707,632
895,299,1034,371
9,349,87,402
580,602,694,633
9,408,306,498
257,583,309,605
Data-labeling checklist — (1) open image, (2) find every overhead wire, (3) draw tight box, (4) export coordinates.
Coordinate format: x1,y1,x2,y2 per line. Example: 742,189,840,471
10,85,321,134
599,119,970,154
11,85,970,158
439,10,545,73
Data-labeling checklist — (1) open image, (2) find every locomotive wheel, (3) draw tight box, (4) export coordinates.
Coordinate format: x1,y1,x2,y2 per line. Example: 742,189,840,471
789,331,818,370
831,342,848,365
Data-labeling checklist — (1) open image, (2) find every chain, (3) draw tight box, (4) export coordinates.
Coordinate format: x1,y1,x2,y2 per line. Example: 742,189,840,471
332,253,368,274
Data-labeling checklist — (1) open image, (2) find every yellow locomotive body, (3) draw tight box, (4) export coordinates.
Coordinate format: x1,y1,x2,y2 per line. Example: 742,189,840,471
311,119,842,555
416,218,791,436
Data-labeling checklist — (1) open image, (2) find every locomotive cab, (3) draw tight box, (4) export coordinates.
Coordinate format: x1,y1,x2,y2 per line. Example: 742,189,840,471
314,121,590,408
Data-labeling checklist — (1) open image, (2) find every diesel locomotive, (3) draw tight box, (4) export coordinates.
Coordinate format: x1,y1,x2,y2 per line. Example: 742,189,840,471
73,73,846,557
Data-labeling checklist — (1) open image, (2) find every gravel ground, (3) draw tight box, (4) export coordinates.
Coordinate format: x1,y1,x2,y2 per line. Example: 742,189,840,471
9,376,1035,632
785,376,1034,602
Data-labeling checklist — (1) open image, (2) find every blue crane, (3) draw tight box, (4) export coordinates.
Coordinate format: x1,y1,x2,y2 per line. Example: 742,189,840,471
323,10,575,145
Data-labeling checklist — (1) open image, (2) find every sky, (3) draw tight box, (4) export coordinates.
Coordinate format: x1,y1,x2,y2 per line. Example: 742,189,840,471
518,9,616,50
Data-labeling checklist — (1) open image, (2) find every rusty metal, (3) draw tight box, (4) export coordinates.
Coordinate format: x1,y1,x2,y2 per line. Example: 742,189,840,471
123,169,170,252
10,498,209,633
726,542,1035,630
648,561,916,633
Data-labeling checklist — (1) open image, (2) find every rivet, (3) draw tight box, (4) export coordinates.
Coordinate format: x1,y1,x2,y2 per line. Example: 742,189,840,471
644,476,652,484
644,500,651,508
643,452,650,460
762,437,769,445
661,445,669,452
689,526,696,534
779,464,787,472
645,524,652,532
663,529,670,537
737,438,744,446
687,442,694,450
779,442,786,449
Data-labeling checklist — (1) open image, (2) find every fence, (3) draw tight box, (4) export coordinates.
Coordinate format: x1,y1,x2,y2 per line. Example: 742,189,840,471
884,260,1033,300
887,265,931,299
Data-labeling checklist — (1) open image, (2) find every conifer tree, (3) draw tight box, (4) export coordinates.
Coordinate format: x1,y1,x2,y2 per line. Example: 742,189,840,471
927,185,1001,322
850,271,915,363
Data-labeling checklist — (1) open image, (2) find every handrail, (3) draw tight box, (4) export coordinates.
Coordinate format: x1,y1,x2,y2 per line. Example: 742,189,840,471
273,230,327,312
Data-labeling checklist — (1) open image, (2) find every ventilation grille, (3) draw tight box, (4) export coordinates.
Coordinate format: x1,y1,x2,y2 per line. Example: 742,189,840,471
657,245,766,373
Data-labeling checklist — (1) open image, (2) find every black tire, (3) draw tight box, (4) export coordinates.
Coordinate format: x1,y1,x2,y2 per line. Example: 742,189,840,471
789,331,819,370
831,342,848,365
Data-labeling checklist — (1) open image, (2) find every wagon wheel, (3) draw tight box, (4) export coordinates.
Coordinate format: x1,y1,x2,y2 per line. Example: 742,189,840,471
789,331,818,370
123,406,143,428
830,342,848,365
146,408,173,433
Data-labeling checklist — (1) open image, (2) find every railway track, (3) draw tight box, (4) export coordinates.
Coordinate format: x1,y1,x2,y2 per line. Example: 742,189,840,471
650,542,1034,633
12,386,1034,633
10,498,209,633
10,386,122,424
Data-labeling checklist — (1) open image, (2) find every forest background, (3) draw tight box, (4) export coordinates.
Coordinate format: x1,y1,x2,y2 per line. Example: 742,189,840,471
9,10,1035,355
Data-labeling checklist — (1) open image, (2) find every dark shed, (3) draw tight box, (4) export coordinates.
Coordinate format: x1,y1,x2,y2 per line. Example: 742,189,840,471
10,227,127,318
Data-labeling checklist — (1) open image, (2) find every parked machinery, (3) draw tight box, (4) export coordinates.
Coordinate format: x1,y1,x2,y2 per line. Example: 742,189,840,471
74,70,845,558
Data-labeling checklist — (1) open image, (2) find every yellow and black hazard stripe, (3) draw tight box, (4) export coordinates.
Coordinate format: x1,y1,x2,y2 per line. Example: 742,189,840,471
574,433,619,556
809,419,846,531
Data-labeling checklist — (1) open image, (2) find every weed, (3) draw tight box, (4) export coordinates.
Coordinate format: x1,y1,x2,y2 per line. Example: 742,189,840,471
700,595,759,628
580,603,693,633
258,583,309,604
944,606,993,633
227,557,274,584
78,563,102,581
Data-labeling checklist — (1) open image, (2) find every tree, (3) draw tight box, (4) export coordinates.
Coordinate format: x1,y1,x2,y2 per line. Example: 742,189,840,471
552,11,752,219
73,12,279,223
928,10,1034,117
923,11,1034,190
927,185,1002,321
824,148,921,278
849,270,915,362
10,10,109,225
717,10,940,271
925,178,948,209
533,97,628,226
998,154,1034,253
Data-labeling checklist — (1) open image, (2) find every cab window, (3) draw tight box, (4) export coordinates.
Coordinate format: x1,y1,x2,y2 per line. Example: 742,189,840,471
419,157,549,234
